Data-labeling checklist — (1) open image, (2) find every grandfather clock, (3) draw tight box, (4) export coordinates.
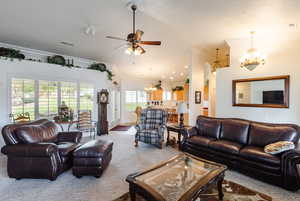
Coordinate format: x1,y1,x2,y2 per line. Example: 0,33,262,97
97,89,109,135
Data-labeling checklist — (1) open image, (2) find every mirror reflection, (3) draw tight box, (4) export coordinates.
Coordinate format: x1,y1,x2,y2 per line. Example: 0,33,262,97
236,79,285,105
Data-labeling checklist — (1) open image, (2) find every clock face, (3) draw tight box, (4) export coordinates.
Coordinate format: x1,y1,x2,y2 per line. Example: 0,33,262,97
100,93,108,103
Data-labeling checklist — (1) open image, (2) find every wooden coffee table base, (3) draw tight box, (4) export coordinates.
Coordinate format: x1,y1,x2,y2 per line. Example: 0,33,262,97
127,170,226,201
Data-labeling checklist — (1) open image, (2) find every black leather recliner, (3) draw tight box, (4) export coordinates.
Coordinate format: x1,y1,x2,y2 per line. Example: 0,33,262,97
181,116,300,191
1,119,82,180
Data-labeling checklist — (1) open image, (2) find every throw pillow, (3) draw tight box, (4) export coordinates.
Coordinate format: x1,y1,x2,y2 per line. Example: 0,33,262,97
264,141,295,154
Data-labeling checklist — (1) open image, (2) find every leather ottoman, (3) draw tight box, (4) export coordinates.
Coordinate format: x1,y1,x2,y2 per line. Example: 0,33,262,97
72,139,113,178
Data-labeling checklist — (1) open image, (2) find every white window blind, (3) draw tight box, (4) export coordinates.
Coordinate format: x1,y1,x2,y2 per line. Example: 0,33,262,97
39,80,58,118
125,90,147,111
137,91,147,107
125,91,137,111
61,82,77,112
11,78,35,119
11,78,95,121
79,83,94,111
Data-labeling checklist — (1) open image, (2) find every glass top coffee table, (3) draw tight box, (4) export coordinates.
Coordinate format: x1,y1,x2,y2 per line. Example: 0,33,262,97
126,153,227,201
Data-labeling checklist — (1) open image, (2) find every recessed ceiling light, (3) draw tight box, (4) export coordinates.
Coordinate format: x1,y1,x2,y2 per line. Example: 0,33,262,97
172,71,176,74
184,65,189,69
180,72,184,76
170,76,174,80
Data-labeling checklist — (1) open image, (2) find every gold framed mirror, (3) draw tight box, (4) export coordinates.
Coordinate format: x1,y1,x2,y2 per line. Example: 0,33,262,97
232,75,290,108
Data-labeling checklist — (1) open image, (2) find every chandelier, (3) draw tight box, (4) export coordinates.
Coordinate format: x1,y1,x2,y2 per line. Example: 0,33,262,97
212,48,221,74
240,31,265,71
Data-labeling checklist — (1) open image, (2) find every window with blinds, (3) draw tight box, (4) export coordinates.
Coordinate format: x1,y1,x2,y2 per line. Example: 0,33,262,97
61,82,77,112
137,91,147,107
79,83,94,111
39,81,58,118
125,90,148,111
125,91,137,111
11,78,35,119
10,78,94,121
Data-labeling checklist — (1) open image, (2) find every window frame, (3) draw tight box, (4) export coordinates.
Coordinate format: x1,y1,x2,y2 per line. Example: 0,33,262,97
9,77,95,121
125,90,148,111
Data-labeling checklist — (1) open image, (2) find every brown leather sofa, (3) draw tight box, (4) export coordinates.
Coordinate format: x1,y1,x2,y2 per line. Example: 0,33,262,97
1,119,82,180
181,116,300,191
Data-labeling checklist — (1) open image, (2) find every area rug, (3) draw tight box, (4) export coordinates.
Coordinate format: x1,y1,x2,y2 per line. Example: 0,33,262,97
110,125,132,131
112,180,277,201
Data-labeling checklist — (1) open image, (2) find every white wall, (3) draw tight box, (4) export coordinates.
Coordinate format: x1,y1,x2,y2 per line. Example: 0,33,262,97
216,38,300,124
188,48,205,125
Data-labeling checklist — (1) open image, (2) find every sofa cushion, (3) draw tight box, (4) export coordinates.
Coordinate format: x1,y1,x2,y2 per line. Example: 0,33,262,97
57,142,80,156
186,136,216,147
15,124,57,144
209,140,243,154
248,123,298,147
240,146,280,166
220,119,250,144
196,117,221,138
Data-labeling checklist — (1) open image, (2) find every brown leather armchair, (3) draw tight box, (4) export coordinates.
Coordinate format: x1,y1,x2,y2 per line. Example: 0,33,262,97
1,119,82,180
181,116,300,191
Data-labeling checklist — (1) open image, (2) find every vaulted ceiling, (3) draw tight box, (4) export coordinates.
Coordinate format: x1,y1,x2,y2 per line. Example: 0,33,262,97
0,0,299,81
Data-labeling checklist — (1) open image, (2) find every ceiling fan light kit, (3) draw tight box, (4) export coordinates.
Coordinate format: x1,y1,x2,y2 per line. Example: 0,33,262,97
106,4,161,56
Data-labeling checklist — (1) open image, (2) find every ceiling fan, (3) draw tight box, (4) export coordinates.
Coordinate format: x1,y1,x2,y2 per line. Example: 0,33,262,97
106,4,161,55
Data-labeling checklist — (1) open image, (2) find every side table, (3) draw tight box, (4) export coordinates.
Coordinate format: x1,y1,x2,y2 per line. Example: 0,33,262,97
166,124,191,149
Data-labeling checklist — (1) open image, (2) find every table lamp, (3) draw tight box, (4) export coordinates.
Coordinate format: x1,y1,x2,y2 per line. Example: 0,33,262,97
177,102,188,128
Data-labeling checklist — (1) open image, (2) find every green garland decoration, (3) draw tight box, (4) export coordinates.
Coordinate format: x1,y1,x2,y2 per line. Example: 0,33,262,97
172,86,184,92
0,47,114,81
88,63,114,81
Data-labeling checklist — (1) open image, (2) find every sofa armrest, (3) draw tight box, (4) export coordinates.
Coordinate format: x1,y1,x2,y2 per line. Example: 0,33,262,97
57,131,82,143
158,125,166,136
1,143,58,157
281,148,300,191
182,127,198,139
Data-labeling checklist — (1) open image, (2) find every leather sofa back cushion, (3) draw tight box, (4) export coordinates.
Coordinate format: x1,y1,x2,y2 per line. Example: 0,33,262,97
196,117,221,138
15,125,57,144
220,119,250,144
248,123,298,147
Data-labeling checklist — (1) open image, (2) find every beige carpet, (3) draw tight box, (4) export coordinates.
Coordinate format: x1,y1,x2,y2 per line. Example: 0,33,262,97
0,131,299,201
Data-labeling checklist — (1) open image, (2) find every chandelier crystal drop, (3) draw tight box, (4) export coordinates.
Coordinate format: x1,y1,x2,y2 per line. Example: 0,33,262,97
240,31,266,71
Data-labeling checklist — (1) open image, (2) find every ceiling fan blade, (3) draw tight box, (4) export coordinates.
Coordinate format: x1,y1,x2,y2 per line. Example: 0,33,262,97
106,36,127,41
140,41,161,46
135,30,144,41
